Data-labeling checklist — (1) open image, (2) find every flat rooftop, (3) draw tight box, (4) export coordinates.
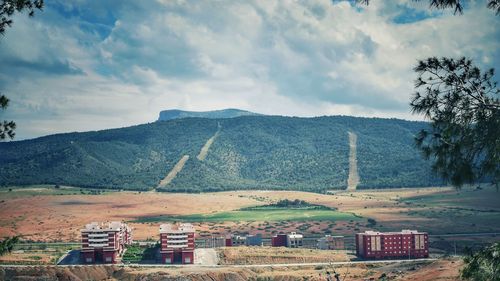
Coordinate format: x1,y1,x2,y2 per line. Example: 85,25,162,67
81,221,128,232
359,229,426,236
160,223,195,233
288,232,303,238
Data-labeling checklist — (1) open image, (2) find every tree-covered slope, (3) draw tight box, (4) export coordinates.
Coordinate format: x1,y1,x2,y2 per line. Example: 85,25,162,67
0,119,218,190
0,115,444,191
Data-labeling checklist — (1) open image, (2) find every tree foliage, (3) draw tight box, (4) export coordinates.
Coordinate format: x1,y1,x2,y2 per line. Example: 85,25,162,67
0,0,44,140
357,0,500,15
0,116,442,192
461,242,500,281
0,0,44,35
410,57,499,187
0,94,16,140
0,236,20,255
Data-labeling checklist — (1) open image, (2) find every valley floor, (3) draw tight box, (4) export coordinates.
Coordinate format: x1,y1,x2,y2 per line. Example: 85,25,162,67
1,185,499,245
1,185,497,279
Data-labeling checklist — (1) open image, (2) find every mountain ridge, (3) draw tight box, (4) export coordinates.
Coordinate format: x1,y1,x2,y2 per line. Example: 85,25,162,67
158,108,260,121
0,115,444,192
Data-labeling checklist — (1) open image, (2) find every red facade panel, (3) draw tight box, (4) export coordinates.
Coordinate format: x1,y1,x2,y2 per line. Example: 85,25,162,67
182,251,194,264
356,230,429,260
80,222,132,264
271,234,288,247
160,223,196,264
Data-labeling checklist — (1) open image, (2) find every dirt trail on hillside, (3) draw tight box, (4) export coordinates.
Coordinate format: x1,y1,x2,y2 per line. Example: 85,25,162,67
157,155,189,188
197,124,221,161
347,131,360,191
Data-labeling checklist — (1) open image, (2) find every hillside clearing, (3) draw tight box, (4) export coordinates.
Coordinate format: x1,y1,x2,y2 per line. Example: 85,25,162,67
347,131,359,191
197,125,221,161
157,155,189,188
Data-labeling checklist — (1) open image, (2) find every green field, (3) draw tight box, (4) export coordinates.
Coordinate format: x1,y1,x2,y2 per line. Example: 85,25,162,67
134,208,362,223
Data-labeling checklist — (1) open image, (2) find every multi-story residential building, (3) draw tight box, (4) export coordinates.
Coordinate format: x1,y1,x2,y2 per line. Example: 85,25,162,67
317,235,345,250
356,230,429,259
245,234,262,246
225,234,233,247
225,234,262,247
271,232,303,247
159,223,195,264
271,233,288,247
287,232,303,248
230,235,247,246
81,221,132,264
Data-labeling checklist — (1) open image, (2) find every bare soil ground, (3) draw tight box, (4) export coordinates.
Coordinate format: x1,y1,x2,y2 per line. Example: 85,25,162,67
197,128,220,161
391,258,463,281
0,258,463,280
194,248,219,265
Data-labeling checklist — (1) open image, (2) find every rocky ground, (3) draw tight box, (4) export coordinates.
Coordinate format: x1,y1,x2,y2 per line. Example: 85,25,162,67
0,257,463,281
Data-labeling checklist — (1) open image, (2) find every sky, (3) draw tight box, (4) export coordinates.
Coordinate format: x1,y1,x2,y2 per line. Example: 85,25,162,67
0,0,498,140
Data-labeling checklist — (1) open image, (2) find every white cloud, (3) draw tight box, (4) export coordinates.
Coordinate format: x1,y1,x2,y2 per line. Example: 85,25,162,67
0,0,498,139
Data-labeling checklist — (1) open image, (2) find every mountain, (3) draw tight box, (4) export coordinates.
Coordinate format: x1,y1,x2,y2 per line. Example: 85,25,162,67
158,108,260,121
0,115,444,192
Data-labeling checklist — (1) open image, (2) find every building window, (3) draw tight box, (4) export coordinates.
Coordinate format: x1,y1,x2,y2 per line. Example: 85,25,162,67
166,258,171,263
105,257,112,262
185,257,191,263
86,258,92,263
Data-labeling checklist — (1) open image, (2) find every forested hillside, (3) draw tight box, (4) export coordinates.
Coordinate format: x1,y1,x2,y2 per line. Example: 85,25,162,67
0,115,444,192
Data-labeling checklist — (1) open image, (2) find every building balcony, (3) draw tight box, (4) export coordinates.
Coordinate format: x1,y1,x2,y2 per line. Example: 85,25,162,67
166,244,188,248
88,233,109,238
166,234,188,239
167,239,188,244
88,243,110,247
88,238,109,243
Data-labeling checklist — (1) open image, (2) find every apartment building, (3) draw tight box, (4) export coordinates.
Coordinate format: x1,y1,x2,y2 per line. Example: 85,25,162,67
356,229,429,259
81,221,132,264
287,232,303,248
317,235,345,250
159,223,195,264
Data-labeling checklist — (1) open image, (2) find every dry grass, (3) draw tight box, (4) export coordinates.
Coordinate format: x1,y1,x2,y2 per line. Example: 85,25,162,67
0,251,54,265
0,190,263,241
1,186,499,242
218,246,352,265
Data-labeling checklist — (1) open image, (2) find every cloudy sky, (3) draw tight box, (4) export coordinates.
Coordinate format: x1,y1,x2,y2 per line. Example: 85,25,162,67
0,0,498,140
